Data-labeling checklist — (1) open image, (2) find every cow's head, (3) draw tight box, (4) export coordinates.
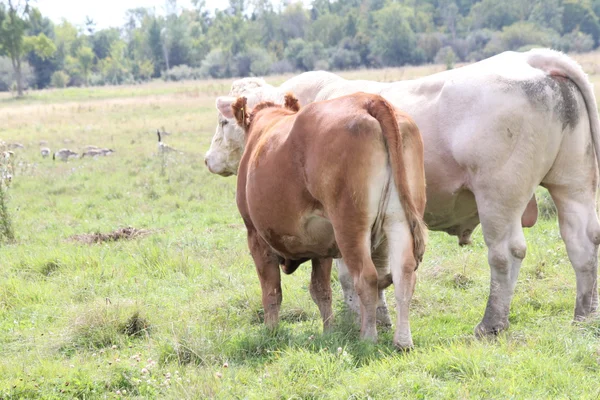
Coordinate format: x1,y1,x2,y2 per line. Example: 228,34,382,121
205,77,276,177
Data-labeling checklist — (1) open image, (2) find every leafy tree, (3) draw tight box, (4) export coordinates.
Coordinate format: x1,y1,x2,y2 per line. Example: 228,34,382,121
91,28,120,61
468,0,522,30
370,3,417,66
280,3,309,42
1,0,599,90
76,46,94,85
0,0,55,96
26,7,56,89
563,0,600,45
529,0,563,33
147,17,164,76
98,40,130,84
556,29,594,52
50,69,68,87
200,48,230,78
309,12,344,47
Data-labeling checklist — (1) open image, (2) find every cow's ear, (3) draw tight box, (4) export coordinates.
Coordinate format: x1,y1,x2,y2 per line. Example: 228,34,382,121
231,96,249,130
284,92,300,112
216,96,236,118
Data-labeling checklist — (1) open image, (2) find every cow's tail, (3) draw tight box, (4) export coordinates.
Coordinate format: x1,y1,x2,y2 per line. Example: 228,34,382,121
526,48,600,180
366,96,427,266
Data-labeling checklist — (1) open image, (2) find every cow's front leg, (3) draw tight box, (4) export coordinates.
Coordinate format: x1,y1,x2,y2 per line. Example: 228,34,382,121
247,229,282,329
310,258,334,332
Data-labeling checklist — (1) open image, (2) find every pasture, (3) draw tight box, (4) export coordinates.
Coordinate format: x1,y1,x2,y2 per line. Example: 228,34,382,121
1,59,600,399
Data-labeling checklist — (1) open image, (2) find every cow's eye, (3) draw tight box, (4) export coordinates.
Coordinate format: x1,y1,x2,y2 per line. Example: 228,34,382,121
220,120,228,127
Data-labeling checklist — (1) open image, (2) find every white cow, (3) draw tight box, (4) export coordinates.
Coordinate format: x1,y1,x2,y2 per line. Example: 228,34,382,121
205,49,600,337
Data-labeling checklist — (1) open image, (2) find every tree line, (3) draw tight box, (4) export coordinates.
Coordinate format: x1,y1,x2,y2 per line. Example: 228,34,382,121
1,0,600,96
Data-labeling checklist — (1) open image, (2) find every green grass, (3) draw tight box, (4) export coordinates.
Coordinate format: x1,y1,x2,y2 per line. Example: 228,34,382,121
1,64,600,399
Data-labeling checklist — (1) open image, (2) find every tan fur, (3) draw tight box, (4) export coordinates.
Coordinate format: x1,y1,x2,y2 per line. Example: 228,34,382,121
232,91,427,347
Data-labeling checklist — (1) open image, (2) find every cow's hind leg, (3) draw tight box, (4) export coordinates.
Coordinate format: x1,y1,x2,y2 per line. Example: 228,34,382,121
474,191,530,337
372,238,393,328
337,250,392,328
247,229,282,329
310,258,334,332
384,218,417,350
547,184,600,320
337,259,361,320
334,231,379,341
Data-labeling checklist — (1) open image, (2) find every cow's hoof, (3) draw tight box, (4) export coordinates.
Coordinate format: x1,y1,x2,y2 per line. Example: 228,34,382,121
572,311,599,324
393,337,413,352
474,321,508,338
322,318,335,333
360,329,378,343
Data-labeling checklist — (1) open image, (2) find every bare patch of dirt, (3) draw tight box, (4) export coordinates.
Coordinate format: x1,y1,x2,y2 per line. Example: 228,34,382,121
70,226,154,244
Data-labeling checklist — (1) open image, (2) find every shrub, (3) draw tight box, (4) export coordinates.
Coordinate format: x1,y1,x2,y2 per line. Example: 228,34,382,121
233,48,274,77
330,48,361,70
88,73,106,86
434,46,457,69
249,48,274,76
0,57,35,92
298,41,326,70
131,59,155,82
200,49,230,79
314,59,330,71
284,38,307,70
465,29,494,56
162,65,203,81
50,70,70,88
269,59,295,74
417,33,444,63
498,21,556,51
555,30,594,53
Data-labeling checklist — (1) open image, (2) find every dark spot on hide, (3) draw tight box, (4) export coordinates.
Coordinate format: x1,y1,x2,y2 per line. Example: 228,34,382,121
517,76,579,132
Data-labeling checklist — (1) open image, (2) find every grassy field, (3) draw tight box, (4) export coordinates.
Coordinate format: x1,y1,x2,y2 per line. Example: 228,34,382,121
1,57,600,399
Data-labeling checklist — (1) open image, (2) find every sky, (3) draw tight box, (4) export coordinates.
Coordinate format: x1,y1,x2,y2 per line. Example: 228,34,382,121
35,0,227,30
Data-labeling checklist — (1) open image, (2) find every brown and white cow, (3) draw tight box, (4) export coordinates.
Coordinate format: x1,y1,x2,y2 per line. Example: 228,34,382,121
207,49,600,337
231,92,427,349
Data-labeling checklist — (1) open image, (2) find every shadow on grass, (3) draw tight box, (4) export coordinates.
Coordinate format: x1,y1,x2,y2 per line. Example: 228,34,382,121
159,304,464,369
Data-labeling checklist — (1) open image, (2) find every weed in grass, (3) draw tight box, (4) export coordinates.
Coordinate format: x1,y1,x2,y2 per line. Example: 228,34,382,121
70,226,154,244
122,311,151,337
0,184,15,243
61,301,150,354
39,259,61,276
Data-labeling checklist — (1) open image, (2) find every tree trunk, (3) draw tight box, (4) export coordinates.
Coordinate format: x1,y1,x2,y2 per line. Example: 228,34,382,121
15,58,23,97
10,56,23,97
163,43,170,71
